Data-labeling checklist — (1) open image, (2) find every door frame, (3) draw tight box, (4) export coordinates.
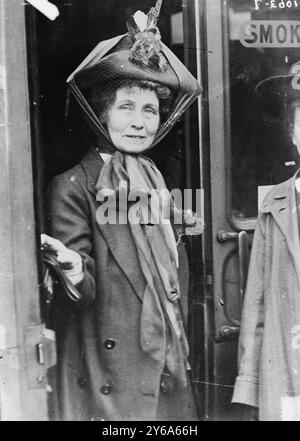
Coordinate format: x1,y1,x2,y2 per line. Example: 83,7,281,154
183,0,216,420
0,0,49,420
205,0,250,420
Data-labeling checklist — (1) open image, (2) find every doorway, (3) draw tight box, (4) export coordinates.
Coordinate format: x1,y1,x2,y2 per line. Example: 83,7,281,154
25,0,203,421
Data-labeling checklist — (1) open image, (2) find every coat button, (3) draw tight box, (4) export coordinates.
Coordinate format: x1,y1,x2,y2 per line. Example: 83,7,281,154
78,377,88,388
160,380,168,394
104,339,116,350
100,384,112,395
169,286,179,301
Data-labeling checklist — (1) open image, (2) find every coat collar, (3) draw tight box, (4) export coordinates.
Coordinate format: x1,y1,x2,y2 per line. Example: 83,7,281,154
80,147,146,302
261,170,300,283
260,175,294,214
80,146,104,195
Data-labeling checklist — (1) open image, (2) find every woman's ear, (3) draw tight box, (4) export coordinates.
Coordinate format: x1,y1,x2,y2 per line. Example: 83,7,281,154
99,111,107,125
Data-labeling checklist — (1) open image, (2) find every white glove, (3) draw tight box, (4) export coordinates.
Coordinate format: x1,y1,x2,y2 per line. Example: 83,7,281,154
41,233,84,285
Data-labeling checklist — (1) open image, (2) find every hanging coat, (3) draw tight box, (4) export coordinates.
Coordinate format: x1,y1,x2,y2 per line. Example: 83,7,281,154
232,171,300,421
48,147,197,421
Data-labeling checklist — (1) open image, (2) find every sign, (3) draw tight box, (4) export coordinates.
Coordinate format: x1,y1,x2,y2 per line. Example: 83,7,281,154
240,20,300,47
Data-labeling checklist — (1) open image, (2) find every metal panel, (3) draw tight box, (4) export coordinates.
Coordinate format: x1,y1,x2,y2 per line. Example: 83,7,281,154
206,0,241,420
183,0,217,421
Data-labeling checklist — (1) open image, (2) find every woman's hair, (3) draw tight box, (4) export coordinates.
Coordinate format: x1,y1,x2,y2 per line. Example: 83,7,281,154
89,78,175,123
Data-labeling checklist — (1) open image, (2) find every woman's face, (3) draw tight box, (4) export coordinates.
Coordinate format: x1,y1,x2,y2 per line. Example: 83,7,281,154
104,86,160,154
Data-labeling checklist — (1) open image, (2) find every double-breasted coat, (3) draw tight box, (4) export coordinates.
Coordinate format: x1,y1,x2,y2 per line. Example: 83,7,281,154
232,172,300,420
48,147,196,421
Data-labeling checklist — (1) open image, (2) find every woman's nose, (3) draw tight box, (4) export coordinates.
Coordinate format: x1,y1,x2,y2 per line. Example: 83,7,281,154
130,111,144,129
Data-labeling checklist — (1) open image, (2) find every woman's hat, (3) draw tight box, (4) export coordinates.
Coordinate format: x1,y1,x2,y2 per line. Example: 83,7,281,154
71,34,179,92
256,61,300,119
66,1,202,147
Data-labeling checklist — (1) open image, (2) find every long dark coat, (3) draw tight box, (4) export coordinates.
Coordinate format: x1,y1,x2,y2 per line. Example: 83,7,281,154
232,173,300,420
48,147,197,421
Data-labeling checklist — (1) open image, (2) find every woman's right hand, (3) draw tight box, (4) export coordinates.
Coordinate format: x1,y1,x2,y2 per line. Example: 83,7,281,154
41,233,83,273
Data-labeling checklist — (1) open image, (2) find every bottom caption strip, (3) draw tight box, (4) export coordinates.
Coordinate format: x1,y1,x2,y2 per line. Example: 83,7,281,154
101,424,198,437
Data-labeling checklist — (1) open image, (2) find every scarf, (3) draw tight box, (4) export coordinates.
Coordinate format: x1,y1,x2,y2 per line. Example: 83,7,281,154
95,149,190,388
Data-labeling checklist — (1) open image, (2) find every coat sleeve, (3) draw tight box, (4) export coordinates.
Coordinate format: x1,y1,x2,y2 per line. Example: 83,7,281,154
231,213,266,408
48,172,96,306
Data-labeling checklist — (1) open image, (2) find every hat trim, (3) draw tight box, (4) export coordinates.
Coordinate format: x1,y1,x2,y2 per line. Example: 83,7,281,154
255,73,296,94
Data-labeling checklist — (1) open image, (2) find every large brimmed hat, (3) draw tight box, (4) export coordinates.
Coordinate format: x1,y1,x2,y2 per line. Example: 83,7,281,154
66,2,202,147
256,61,300,119
72,34,179,92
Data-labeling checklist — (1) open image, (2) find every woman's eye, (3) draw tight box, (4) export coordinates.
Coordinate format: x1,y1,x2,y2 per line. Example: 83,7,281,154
144,107,158,115
119,104,132,110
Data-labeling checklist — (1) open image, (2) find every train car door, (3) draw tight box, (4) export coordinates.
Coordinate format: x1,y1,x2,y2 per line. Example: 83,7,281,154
204,0,300,420
24,0,300,421
0,0,56,420
25,0,204,421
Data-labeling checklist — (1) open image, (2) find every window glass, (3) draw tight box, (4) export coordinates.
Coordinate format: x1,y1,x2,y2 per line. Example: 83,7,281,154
227,0,300,219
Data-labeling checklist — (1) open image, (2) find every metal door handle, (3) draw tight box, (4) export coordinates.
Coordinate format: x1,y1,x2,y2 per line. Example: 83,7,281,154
217,230,249,300
217,231,238,242
217,230,250,338
238,231,249,302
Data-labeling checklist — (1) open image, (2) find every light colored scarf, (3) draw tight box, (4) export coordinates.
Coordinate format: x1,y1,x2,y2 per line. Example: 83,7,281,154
95,150,190,388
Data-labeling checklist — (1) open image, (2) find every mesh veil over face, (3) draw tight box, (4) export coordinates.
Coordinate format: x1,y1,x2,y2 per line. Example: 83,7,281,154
67,33,202,149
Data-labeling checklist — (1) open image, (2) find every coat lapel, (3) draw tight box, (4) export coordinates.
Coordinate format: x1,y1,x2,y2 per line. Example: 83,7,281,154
80,147,103,196
80,147,145,302
96,223,146,301
264,173,300,284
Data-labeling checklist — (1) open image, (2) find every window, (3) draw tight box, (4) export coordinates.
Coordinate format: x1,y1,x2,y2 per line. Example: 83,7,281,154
226,0,300,220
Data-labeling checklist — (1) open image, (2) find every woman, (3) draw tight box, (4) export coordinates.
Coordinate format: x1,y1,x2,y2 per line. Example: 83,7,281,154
43,4,201,421
232,61,300,421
